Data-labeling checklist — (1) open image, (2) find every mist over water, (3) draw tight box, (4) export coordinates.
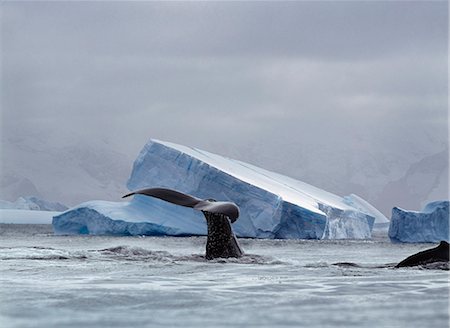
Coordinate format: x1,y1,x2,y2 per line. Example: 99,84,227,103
1,225,448,327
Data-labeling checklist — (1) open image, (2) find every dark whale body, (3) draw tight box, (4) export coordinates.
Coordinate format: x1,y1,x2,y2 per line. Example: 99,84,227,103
122,187,243,260
203,211,243,260
396,241,449,268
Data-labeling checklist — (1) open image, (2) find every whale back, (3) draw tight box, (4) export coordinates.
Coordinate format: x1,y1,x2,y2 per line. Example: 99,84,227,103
396,241,449,268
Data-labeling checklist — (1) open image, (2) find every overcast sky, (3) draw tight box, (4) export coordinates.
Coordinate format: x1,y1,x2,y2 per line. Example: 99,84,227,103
1,1,448,201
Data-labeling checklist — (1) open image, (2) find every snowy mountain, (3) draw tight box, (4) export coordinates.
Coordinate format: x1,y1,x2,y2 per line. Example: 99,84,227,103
0,130,132,206
377,150,449,215
0,196,67,211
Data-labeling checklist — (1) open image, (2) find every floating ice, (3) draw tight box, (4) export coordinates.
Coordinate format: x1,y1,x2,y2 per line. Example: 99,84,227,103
343,194,389,231
0,196,68,212
388,201,449,243
53,139,376,239
52,200,206,236
0,209,59,224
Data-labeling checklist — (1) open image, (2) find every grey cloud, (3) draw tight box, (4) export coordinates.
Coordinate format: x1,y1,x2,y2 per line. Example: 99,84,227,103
3,1,447,59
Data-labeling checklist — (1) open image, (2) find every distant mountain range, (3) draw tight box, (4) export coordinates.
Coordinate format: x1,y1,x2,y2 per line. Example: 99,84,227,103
1,131,132,206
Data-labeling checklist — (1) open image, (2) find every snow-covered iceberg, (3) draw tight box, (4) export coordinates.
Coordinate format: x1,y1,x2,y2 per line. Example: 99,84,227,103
54,139,377,239
0,196,68,212
388,201,449,243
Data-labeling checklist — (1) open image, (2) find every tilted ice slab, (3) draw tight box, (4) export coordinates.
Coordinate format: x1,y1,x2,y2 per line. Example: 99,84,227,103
54,139,376,239
388,201,449,243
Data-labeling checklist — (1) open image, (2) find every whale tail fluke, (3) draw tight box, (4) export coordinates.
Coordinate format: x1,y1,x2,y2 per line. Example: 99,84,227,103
123,187,243,259
123,187,239,222
123,187,202,207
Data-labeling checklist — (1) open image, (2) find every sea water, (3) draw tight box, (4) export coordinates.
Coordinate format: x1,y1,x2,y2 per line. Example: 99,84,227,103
0,225,448,328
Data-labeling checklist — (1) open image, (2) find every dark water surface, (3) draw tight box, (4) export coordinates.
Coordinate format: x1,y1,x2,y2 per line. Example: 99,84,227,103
0,224,448,327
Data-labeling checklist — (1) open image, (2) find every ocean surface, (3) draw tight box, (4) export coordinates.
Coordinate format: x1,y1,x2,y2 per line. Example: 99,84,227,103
0,224,448,328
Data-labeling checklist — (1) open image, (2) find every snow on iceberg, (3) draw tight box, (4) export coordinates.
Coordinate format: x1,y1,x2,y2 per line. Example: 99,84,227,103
53,139,376,239
388,201,449,243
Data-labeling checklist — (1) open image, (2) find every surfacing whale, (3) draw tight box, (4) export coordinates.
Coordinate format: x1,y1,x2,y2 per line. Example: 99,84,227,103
122,187,243,260
396,241,449,268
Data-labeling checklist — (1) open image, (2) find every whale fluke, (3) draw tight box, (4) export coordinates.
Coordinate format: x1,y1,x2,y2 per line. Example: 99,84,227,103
123,187,243,259
123,188,201,207
123,187,239,222
396,241,449,268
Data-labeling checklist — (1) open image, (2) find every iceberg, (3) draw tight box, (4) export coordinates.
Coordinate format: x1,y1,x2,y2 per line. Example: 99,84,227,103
53,139,376,239
0,196,68,212
342,194,389,231
24,196,68,211
53,200,206,236
388,201,449,243
0,209,59,224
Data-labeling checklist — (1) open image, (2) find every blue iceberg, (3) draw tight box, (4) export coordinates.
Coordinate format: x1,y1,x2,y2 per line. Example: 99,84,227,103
54,139,377,239
52,200,206,236
342,194,389,231
388,201,449,243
